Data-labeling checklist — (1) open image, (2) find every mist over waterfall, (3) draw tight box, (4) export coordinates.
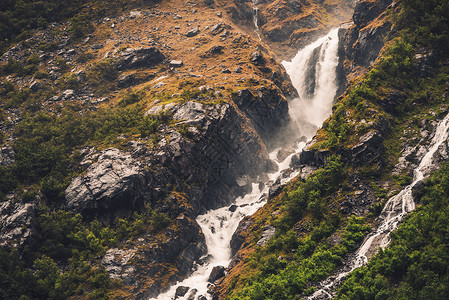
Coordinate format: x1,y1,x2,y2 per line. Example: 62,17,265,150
283,28,340,139
154,29,341,300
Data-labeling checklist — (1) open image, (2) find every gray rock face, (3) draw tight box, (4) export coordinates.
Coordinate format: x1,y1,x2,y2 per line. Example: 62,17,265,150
256,225,276,247
230,216,252,257
231,87,289,147
344,0,393,68
0,146,15,167
128,215,207,299
101,248,136,280
208,265,226,283
0,200,36,248
65,148,145,221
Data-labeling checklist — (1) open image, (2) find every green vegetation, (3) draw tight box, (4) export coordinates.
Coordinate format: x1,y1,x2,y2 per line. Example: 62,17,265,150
0,204,172,299
0,0,154,54
226,157,373,299
337,162,449,299
0,100,169,200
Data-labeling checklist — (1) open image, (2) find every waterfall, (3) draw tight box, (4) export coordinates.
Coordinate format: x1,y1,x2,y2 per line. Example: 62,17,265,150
153,28,341,300
252,0,262,40
309,112,449,299
283,28,340,138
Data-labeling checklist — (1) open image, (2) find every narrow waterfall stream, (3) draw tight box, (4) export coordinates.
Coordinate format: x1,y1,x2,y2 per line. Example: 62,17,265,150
309,113,449,299
154,28,341,300
252,0,262,40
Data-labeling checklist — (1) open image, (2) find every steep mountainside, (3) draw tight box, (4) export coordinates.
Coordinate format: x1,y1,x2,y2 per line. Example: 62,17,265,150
0,0,449,299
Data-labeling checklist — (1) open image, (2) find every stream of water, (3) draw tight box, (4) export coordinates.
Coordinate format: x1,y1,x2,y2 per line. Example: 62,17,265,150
309,110,449,300
252,0,262,41
154,28,341,300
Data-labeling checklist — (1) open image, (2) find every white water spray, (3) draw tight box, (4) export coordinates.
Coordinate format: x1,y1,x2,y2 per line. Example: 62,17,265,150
154,28,341,300
309,112,449,299
283,28,340,138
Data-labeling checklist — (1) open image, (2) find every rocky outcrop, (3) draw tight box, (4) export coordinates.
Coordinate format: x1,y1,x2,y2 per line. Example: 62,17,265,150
120,215,206,299
231,87,289,146
100,213,206,299
116,47,165,70
65,148,145,222
0,199,37,248
343,0,394,76
230,216,253,257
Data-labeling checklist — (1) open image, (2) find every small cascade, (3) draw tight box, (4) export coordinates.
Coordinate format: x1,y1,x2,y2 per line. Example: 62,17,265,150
309,112,449,299
252,0,262,40
153,28,341,300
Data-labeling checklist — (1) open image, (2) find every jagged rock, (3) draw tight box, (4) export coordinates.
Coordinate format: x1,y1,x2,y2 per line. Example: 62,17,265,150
349,130,384,165
170,60,184,67
250,50,265,65
210,24,224,35
206,45,224,55
344,0,393,68
208,266,225,283
412,180,426,203
172,101,206,124
64,148,145,221
62,89,75,99
186,27,200,37
0,146,15,167
125,215,207,299
256,225,276,246
353,0,392,28
117,47,165,70
268,180,282,200
299,148,330,167
175,286,189,298
231,87,289,145
230,216,252,257
29,80,42,92
101,248,136,279
277,147,295,162
0,200,37,248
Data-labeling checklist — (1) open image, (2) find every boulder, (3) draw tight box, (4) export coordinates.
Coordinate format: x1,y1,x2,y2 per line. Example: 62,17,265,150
230,216,252,256
117,47,165,70
186,27,200,37
64,148,145,221
208,266,225,283
256,225,276,246
170,60,184,67
175,286,189,298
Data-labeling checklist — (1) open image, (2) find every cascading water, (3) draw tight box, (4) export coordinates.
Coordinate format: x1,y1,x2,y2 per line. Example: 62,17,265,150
153,28,341,300
252,0,262,40
283,28,340,138
309,113,449,299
